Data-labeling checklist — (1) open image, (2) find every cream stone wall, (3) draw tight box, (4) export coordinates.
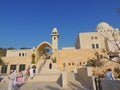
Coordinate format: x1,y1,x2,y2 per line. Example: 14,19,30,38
75,32,106,50
1,56,32,73
6,49,34,57
1,49,34,74
75,22,120,52
55,48,107,72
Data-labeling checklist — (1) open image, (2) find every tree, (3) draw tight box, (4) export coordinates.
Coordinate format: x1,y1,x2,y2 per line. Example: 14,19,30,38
103,31,120,52
117,58,120,64
20,47,31,49
86,58,104,67
31,53,35,64
86,51,105,78
112,32,120,51
114,66,120,78
0,57,4,65
86,51,104,67
0,47,6,57
7,47,16,50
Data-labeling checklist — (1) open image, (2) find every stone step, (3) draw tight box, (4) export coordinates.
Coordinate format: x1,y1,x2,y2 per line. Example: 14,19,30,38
36,59,59,74
27,74,61,82
39,69,60,74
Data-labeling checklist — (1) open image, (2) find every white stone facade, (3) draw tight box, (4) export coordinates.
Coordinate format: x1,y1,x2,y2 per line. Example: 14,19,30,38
75,22,120,52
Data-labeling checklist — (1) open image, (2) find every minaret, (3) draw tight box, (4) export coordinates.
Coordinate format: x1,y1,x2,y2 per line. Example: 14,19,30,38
51,28,59,52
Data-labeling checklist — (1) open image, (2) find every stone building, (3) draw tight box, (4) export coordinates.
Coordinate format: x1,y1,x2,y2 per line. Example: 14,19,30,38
0,22,119,74
75,22,120,52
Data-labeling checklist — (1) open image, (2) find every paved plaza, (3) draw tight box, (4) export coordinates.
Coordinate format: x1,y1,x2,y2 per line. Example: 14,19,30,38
0,82,87,90
0,72,88,90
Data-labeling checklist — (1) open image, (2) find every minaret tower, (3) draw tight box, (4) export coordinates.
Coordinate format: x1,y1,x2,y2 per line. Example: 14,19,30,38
51,28,59,52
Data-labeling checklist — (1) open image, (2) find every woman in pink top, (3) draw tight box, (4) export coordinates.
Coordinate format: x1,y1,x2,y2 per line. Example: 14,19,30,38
16,71,23,86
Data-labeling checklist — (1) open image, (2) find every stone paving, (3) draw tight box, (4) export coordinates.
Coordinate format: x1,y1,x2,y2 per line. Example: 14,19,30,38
0,73,88,90
0,81,87,90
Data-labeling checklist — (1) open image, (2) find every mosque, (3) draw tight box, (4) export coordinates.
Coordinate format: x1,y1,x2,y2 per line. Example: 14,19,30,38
0,22,120,74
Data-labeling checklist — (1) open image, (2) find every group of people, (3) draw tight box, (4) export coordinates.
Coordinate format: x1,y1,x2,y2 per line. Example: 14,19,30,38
7,65,118,90
25,65,36,80
8,70,23,90
7,65,36,90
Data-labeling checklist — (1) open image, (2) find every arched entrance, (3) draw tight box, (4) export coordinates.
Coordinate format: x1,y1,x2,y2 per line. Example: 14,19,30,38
35,41,53,61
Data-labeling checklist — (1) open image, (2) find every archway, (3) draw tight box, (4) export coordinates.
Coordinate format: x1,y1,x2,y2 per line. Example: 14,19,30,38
35,41,53,61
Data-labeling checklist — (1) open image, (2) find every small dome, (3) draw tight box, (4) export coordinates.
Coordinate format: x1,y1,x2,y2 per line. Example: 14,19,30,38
52,28,58,33
95,22,113,32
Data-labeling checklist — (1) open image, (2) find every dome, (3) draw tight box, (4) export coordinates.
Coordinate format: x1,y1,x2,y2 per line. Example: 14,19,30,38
95,22,113,31
51,28,59,36
52,28,58,33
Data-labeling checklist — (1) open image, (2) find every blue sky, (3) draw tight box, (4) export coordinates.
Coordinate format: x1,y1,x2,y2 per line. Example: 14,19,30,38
0,0,120,49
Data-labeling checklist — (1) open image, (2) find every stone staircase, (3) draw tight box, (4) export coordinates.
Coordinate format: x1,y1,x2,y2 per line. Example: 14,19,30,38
38,59,60,74
20,72,88,90
27,59,61,82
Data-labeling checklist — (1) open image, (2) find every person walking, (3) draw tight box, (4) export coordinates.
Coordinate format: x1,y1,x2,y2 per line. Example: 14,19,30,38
16,71,23,88
13,70,17,87
29,67,34,79
25,65,30,81
7,70,16,90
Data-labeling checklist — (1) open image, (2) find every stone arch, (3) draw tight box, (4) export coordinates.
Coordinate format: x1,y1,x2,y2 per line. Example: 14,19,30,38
35,41,53,60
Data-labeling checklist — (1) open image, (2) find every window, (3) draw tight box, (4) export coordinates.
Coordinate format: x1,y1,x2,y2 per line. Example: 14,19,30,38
54,37,56,40
10,65,16,71
91,36,97,40
1,65,8,73
19,64,26,72
19,53,21,56
96,44,99,48
91,36,94,40
22,53,24,56
68,63,71,66
92,44,95,49
95,36,97,39
72,63,75,65
53,32,57,34
19,53,26,57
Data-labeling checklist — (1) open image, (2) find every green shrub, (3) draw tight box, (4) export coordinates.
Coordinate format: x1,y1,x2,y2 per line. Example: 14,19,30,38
31,53,35,64
0,57,4,65
114,67,120,74
52,57,56,63
31,59,35,64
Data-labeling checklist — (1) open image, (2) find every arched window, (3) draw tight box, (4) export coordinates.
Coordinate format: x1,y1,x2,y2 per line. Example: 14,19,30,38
68,63,71,66
72,63,75,65
54,37,56,40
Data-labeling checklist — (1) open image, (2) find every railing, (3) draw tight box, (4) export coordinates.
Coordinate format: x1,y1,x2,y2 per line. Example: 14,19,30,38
95,77,102,90
38,59,47,73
